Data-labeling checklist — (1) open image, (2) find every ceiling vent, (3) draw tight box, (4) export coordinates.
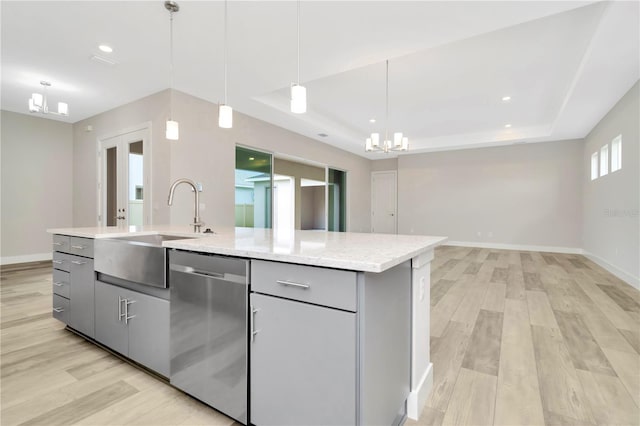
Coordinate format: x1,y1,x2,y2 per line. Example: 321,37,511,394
90,55,117,66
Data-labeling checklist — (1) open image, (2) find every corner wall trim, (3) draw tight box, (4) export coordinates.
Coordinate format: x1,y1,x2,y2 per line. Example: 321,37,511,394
582,251,640,290
444,241,584,254
407,362,433,420
0,252,52,266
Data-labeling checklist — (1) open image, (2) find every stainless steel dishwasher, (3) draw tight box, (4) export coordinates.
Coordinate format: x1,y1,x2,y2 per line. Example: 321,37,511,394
169,249,249,424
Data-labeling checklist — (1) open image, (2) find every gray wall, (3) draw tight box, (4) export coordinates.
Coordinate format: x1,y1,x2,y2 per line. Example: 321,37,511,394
72,90,372,232
397,139,584,250
582,81,639,286
1,111,73,263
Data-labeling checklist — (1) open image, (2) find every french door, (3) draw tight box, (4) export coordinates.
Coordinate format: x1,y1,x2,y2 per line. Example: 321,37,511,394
98,126,151,227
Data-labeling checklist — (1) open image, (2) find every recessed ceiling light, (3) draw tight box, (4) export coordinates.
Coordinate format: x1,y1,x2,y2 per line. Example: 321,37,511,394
369,118,376,123
502,96,511,102
98,44,113,53
249,157,255,161
318,133,328,137
505,124,512,128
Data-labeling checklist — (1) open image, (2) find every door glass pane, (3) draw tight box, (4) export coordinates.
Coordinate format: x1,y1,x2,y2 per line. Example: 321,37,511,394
328,168,346,232
106,147,118,226
235,147,272,228
128,141,144,226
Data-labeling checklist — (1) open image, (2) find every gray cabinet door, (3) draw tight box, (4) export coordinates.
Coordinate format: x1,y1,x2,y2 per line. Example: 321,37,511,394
250,293,356,426
94,281,128,356
127,291,170,377
69,256,95,337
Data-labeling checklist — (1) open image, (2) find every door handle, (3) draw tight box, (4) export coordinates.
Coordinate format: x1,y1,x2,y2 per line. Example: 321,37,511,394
125,299,136,324
118,296,126,322
71,260,87,265
250,306,260,342
53,307,65,313
277,280,310,290
53,282,65,287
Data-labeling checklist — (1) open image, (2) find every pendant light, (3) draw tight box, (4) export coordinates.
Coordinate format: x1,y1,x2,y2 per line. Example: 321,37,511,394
290,0,306,114
365,60,409,153
28,81,69,116
165,1,179,140
218,0,233,128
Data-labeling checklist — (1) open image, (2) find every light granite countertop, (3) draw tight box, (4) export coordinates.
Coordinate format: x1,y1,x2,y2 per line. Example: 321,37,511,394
48,226,447,272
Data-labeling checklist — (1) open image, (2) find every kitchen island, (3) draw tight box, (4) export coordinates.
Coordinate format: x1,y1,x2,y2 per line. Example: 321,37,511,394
48,226,446,425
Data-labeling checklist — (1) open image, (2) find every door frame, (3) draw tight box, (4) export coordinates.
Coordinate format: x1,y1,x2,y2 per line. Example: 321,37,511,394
371,170,397,234
97,122,152,226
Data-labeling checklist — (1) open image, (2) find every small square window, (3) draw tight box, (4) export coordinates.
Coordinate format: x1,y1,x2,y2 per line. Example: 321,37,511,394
591,152,598,180
611,135,622,172
600,145,608,177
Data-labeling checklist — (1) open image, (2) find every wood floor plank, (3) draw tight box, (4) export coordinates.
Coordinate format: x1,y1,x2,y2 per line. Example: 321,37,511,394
601,347,640,407
553,310,617,376
450,280,489,326
430,279,455,307
531,325,595,423
431,275,474,337
505,264,526,300
21,380,139,426
427,321,472,413
494,299,545,426
461,309,503,376
480,282,506,312
526,290,559,328
441,368,497,426
576,369,640,426
574,276,638,331
489,267,508,284
523,272,545,291
463,262,480,275
597,284,640,313
574,299,638,354
618,328,640,355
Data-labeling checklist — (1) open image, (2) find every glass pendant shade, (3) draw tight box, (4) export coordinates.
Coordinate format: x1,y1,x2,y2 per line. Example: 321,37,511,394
366,138,373,151
291,84,307,114
58,102,69,116
28,98,38,112
32,93,43,108
219,104,233,129
371,133,380,147
166,119,179,140
402,137,409,150
393,132,403,147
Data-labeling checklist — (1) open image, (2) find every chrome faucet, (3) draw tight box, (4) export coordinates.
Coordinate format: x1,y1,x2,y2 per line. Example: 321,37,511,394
168,178,204,232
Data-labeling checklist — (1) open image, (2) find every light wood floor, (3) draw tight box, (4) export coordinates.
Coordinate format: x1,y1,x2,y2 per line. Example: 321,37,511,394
1,249,639,425
408,246,640,426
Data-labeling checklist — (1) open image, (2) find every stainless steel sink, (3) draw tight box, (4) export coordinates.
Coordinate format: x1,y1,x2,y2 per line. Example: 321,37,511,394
112,233,196,246
94,234,199,288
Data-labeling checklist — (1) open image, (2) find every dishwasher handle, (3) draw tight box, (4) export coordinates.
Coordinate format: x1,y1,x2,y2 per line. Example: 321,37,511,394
169,264,247,284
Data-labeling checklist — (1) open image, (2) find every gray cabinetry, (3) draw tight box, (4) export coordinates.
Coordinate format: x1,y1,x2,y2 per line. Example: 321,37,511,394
94,280,170,377
52,235,94,337
250,293,356,426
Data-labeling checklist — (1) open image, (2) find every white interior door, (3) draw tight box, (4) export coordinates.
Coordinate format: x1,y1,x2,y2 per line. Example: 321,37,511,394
371,171,397,234
98,127,151,227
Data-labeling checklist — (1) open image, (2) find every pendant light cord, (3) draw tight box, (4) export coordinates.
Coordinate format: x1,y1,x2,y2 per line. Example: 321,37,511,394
385,60,389,148
169,10,174,119
224,0,228,105
296,0,300,84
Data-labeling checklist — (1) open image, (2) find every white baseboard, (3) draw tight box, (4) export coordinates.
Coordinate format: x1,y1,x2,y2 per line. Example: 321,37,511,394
407,362,433,420
0,252,52,266
445,240,583,254
582,251,640,290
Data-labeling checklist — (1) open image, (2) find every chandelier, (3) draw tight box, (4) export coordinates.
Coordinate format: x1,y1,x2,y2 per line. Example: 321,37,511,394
365,60,408,153
28,81,69,116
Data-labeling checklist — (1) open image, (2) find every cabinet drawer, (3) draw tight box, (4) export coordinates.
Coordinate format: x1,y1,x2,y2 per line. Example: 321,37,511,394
52,294,69,324
52,269,70,298
251,260,357,311
52,235,70,253
52,252,71,272
69,237,94,258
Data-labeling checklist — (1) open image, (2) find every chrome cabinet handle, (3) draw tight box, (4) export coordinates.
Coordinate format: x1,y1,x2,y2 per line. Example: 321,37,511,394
118,296,125,321
125,299,136,324
71,260,87,265
53,242,63,246
53,307,65,313
52,260,64,265
71,245,85,250
277,279,310,289
250,306,260,342
53,282,65,287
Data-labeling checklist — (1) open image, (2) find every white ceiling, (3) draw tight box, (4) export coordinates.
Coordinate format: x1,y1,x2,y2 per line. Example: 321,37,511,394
2,1,638,159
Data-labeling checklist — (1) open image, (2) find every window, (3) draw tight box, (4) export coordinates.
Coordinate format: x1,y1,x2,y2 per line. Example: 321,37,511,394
591,152,598,180
611,135,622,172
600,145,609,177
